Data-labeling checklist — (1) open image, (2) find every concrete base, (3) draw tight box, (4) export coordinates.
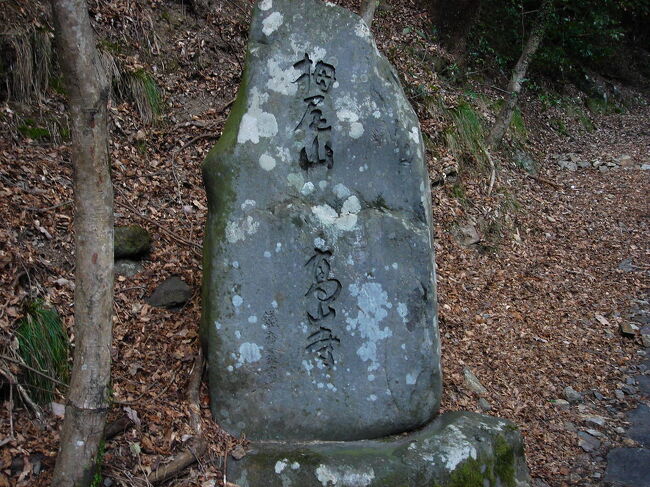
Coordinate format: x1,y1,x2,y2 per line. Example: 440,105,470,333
228,412,531,487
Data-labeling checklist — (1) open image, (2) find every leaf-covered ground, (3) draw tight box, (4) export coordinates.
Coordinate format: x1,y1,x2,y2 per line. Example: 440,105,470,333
0,0,648,485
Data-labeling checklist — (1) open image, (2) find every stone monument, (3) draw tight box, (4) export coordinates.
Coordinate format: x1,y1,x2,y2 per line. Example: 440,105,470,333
202,0,531,484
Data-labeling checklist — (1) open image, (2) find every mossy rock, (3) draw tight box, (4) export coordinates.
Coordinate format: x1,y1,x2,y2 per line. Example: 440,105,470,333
229,412,531,486
114,225,152,258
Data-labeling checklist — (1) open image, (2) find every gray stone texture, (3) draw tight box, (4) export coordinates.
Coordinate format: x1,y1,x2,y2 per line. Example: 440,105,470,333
201,0,440,441
228,412,531,487
605,448,650,487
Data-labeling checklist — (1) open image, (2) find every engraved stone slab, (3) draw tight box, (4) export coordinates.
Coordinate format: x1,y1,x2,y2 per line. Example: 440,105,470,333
201,0,440,441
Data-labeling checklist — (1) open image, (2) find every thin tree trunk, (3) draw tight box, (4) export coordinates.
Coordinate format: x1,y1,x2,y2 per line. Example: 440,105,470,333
360,0,380,27
486,0,552,148
50,0,114,486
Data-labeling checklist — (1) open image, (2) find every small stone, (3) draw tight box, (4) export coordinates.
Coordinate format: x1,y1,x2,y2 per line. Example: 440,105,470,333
578,431,601,452
593,391,605,401
615,427,625,434
134,129,146,141
564,422,577,432
231,444,247,460
620,322,636,337
557,160,578,171
463,367,488,396
641,326,650,348
616,155,634,168
582,414,606,426
478,398,492,411
455,224,481,247
146,276,192,309
622,438,637,447
626,377,637,385
114,225,152,258
114,259,143,278
564,386,583,404
615,390,626,400
622,385,637,395
552,399,570,409
586,428,604,438
641,163,650,170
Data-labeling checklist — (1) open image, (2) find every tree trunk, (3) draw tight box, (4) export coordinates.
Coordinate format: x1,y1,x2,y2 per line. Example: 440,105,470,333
50,0,114,486
360,0,380,27
486,0,553,148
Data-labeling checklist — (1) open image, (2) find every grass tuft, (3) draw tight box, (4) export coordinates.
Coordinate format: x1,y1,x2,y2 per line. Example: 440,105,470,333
445,101,488,171
126,69,162,124
16,300,70,404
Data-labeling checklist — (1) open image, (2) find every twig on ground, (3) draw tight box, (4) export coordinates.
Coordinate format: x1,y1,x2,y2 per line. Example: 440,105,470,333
525,173,563,189
0,366,43,421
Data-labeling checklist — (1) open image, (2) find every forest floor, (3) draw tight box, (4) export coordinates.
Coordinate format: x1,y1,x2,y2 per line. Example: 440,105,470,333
0,0,649,486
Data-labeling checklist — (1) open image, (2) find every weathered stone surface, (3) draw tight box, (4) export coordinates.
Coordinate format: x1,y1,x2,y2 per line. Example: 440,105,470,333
628,404,650,448
201,0,439,441
605,448,650,487
228,412,531,487
114,225,151,258
147,276,191,309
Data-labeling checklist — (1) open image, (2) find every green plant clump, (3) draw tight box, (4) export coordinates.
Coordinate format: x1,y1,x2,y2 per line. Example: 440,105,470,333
126,69,162,123
16,300,70,403
445,101,488,171
90,440,106,487
18,118,50,140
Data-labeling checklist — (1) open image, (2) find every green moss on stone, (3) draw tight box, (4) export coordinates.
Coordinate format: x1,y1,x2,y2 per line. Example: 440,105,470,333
200,51,251,345
114,225,151,258
493,435,516,487
446,457,488,487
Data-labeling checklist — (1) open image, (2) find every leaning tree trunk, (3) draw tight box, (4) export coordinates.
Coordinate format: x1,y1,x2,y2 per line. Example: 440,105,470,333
486,0,553,148
360,0,380,27
50,0,114,486
421,0,482,60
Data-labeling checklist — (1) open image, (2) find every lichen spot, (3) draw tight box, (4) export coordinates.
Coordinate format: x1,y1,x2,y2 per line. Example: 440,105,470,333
259,0,272,11
409,126,420,144
354,20,371,38
350,122,364,139
232,295,243,307
301,181,315,195
262,12,283,36
259,153,276,171
237,88,278,144
237,342,262,367
406,372,416,385
275,459,288,474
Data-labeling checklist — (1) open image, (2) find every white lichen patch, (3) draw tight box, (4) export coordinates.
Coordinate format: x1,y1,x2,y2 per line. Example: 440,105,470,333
409,126,420,144
406,372,417,385
262,12,283,36
287,172,305,191
397,302,408,323
350,122,364,139
241,199,256,211
260,0,272,10
301,182,315,195
315,465,375,487
439,424,479,470
236,342,262,368
259,153,277,171
312,195,361,232
346,282,393,371
226,215,260,243
267,58,298,96
354,20,371,38
232,295,243,307
275,459,288,474
237,88,278,144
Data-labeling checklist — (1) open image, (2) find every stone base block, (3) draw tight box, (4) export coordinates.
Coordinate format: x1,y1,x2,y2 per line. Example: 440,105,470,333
228,412,531,487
